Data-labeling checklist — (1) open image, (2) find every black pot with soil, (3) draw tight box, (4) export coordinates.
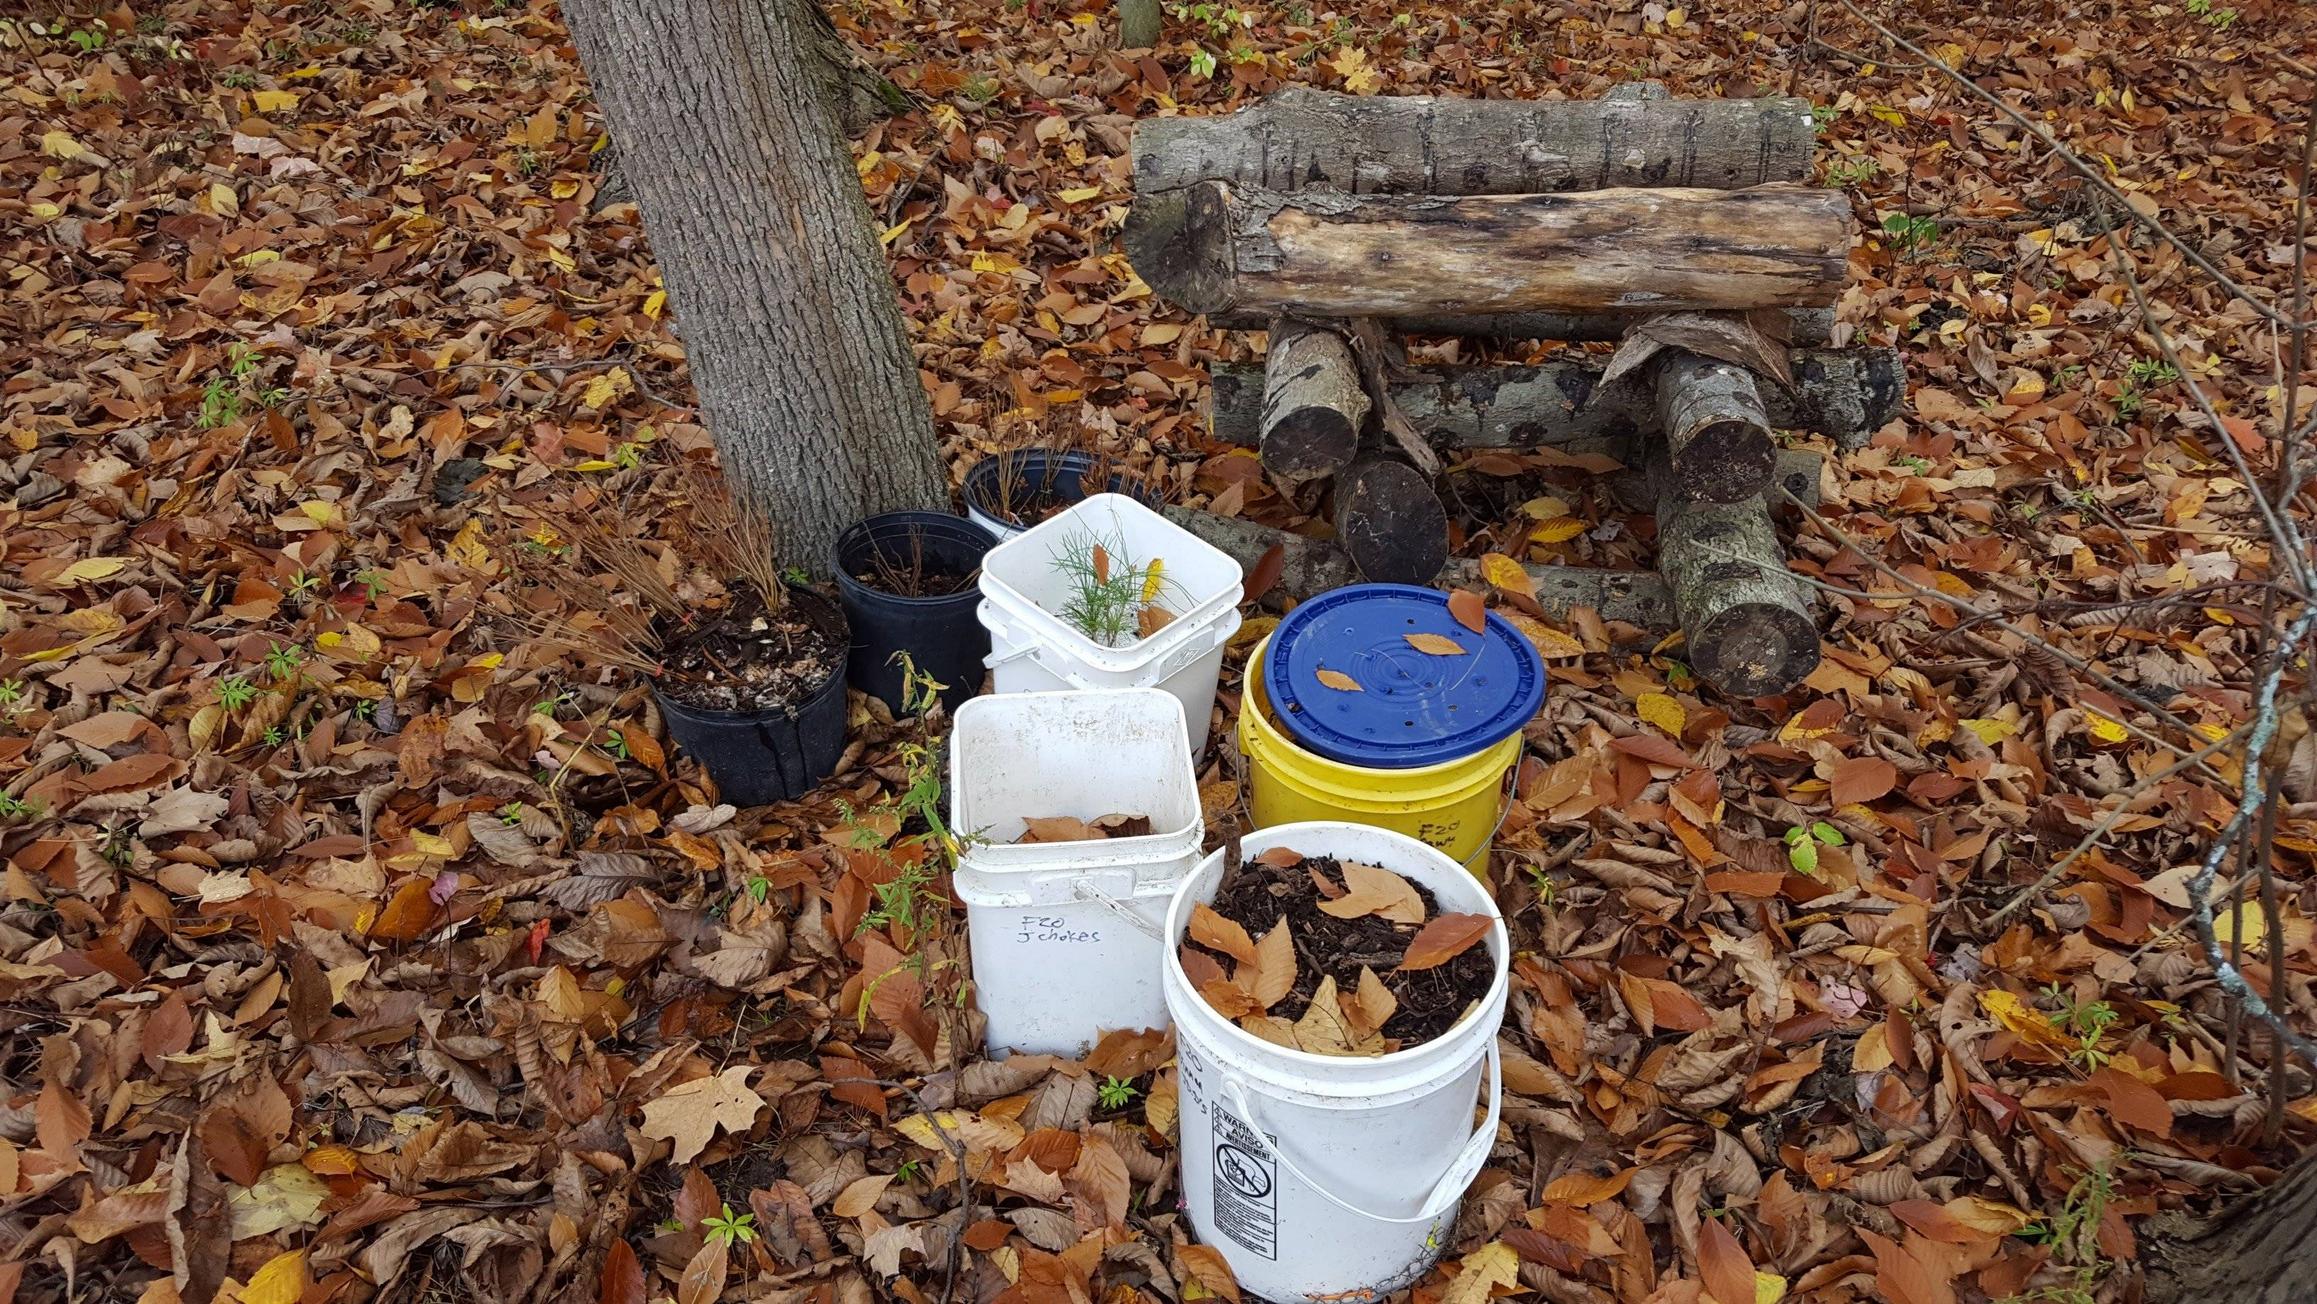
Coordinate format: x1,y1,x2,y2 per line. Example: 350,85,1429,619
833,511,993,713
961,449,1160,537
651,586,850,807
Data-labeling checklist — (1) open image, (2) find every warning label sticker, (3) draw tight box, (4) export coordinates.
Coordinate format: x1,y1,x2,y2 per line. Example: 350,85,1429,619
1209,1108,1277,1260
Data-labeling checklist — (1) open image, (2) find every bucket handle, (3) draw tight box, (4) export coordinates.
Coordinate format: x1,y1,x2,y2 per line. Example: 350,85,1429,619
1217,1037,1500,1226
1070,879,1164,940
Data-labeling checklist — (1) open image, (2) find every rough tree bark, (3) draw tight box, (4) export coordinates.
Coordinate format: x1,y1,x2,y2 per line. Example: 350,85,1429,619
1208,346,1905,452
1125,182,1849,317
560,0,947,574
1133,85,1815,197
1118,0,1162,48
1209,306,1837,344
1655,460,1819,696
1655,351,1775,504
2144,1153,2317,1304
1260,318,1368,482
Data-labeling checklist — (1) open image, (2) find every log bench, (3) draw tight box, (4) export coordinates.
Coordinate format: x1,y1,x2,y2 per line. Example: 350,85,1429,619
1126,82,1904,697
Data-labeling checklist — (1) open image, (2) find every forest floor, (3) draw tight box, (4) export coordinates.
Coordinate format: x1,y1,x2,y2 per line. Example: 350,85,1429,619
7,0,2317,1302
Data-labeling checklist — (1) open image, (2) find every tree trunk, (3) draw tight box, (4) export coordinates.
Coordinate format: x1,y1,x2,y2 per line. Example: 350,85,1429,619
2144,1152,2317,1304
1125,182,1849,318
1210,305,1837,345
1655,462,1818,697
1118,0,1162,48
1208,347,1904,452
1655,351,1776,504
1260,319,1368,482
560,0,947,576
1133,85,1816,197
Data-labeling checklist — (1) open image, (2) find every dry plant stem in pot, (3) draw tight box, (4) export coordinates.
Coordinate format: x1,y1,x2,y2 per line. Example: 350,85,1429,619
963,448,1159,538
833,510,992,714
509,471,850,806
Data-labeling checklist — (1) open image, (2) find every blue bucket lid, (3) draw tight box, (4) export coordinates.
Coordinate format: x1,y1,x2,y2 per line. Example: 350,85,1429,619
1262,583,1547,769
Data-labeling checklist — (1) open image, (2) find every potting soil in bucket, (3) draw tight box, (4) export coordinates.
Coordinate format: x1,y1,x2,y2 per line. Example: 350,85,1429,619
950,688,1204,1056
651,588,851,807
1164,822,1509,1303
1240,584,1546,873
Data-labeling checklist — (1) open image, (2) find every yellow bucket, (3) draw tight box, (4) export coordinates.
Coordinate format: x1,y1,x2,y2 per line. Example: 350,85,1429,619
1238,638,1519,874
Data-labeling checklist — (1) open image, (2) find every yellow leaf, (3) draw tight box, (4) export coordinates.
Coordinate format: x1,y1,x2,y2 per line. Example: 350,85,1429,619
2214,899,2268,951
210,182,239,214
551,178,580,199
895,1110,972,1151
579,367,633,410
1528,516,1588,544
1867,104,1907,127
1513,617,1586,658
1316,668,1363,692
250,89,300,113
299,499,342,528
2084,710,2129,744
411,831,456,859
1978,989,2077,1056
241,1249,309,1304
643,289,666,319
1637,692,1686,737
57,556,128,585
1057,186,1103,203
1479,552,1536,600
1664,5,1687,25
1404,633,1468,656
572,458,620,472
1961,717,2018,745
970,251,1022,274
1141,558,1166,602
447,518,494,573
1441,1241,1520,1304
28,201,61,221
41,130,89,161
879,219,914,246
1754,1270,1789,1304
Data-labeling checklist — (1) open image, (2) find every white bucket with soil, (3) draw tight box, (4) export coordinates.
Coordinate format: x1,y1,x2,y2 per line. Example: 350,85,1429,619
951,688,1205,1057
1162,822,1507,1304
977,493,1243,748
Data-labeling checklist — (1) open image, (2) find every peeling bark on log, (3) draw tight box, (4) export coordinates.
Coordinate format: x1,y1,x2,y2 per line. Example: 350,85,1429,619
1334,457,1450,585
1655,464,1819,697
1608,450,1824,511
1211,305,1837,345
1260,319,1367,482
1132,85,1816,197
1655,351,1775,504
1209,347,1904,452
1127,182,1849,319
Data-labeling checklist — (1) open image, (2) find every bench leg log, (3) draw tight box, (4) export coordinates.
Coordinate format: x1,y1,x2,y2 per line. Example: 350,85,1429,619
1655,463,1819,697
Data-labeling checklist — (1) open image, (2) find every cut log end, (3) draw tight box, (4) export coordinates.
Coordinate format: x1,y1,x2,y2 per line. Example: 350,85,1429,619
1335,458,1448,585
1656,351,1776,504
1260,320,1366,482
1121,184,1234,316
1689,599,1820,699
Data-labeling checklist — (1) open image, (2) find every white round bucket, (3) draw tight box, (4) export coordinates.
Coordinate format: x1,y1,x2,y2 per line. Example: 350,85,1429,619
1162,823,1507,1303
952,689,1204,1057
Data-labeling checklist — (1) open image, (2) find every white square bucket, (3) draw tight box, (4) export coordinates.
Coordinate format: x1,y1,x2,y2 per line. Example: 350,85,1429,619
950,688,1206,1056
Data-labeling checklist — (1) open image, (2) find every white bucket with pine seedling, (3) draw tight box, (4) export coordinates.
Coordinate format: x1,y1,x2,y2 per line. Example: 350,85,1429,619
950,688,1206,1057
1162,822,1508,1304
977,494,1243,748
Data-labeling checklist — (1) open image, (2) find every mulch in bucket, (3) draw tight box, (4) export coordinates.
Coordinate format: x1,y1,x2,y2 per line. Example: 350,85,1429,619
1182,848,1495,1051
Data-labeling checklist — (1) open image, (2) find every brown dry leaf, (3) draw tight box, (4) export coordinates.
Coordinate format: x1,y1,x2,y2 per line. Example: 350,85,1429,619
1178,1243,1242,1304
1398,913,1492,971
1020,815,1103,843
1238,1015,1299,1047
1317,860,1426,924
1291,976,1382,1056
1698,1213,1757,1304
639,1064,765,1165
1315,667,1363,691
676,1236,729,1304
1829,755,1899,808
1350,966,1398,1035
1189,902,1259,963
1243,917,1296,1010
1200,979,1261,1019
1404,632,1469,656
1092,544,1110,584
1448,588,1488,634
1138,604,1177,638
1255,846,1304,868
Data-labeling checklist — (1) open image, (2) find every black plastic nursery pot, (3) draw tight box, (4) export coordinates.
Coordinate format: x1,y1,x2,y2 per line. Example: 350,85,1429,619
960,449,1160,536
652,589,850,807
833,511,994,713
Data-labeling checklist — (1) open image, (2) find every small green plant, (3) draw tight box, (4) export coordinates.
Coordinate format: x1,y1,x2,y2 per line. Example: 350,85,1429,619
353,698,378,722
601,729,631,761
218,675,259,711
1824,156,1880,187
2185,0,2238,27
1169,1,1250,40
1188,47,1217,78
0,793,41,823
1050,530,1180,648
704,1203,757,1248
1895,453,1933,475
287,569,323,602
1096,1076,1139,1110
1811,104,1839,134
2008,1160,2116,1301
263,642,304,681
743,872,772,904
2114,386,2144,419
196,376,244,429
612,441,645,471
513,146,542,176
355,570,389,601
498,802,526,826
99,820,137,869
0,679,25,712
339,21,376,42
262,724,285,747
2125,358,2178,388
2043,983,2120,1070
1783,821,1845,877
220,68,258,89
960,73,1000,103
532,689,579,717
2051,363,2085,389
895,1157,927,1184
66,25,105,52
1880,211,1941,255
